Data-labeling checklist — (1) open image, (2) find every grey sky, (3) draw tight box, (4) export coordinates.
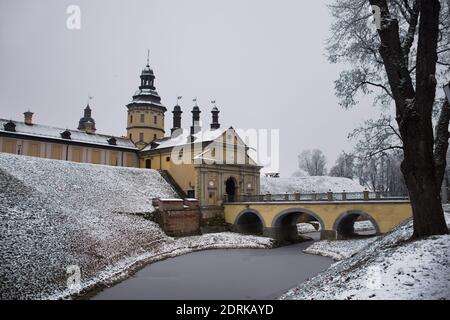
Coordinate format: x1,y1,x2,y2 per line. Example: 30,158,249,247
0,0,379,176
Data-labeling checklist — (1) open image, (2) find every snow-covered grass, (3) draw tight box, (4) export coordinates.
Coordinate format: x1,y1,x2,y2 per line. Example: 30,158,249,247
280,210,450,300
304,238,379,261
260,176,364,194
0,153,274,300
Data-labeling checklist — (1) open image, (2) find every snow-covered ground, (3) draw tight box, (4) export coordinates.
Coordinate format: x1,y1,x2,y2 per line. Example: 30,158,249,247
354,220,376,232
0,153,273,299
304,238,379,261
297,223,318,233
280,211,450,300
260,176,364,194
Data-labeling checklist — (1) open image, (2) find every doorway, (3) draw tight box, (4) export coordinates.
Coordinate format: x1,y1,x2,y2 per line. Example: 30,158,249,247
225,177,237,202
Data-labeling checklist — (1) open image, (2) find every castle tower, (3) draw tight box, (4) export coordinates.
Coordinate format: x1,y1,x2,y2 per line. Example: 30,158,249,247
126,55,166,149
78,104,96,133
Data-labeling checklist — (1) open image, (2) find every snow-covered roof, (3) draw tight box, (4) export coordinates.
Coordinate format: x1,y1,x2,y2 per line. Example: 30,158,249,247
260,176,365,194
142,126,230,152
0,118,137,150
127,88,166,109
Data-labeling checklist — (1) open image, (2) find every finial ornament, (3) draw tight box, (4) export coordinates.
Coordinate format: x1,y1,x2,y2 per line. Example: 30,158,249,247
177,96,183,104
193,97,198,106
146,49,150,66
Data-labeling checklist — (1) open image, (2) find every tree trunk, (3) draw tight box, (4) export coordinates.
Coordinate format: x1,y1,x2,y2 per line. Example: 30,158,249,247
369,0,449,238
401,137,449,238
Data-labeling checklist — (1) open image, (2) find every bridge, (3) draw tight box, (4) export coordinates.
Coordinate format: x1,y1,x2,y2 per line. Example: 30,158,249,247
223,191,412,241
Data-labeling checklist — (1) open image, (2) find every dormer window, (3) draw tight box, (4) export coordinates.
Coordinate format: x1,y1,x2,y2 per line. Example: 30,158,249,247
60,130,71,139
3,121,16,132
107,137,117,145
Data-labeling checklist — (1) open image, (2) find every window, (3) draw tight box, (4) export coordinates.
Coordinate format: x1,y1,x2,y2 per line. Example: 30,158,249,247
154,115,157,125
129,133,132,140
211,148,216,157
166,156,170,162
145,159,152,169
140,114,145,123
187,190,195,198
153,134,157,140
130,115,133,123
139,132,144,142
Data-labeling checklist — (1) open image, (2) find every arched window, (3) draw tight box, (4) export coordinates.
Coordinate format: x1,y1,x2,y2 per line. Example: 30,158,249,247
140,114,145,123
154,115,157,125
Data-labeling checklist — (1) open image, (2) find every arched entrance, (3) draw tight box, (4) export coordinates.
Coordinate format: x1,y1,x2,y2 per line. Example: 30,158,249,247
271,208,324,243
333,211,380,239
234,210,265,235
225,177,237,202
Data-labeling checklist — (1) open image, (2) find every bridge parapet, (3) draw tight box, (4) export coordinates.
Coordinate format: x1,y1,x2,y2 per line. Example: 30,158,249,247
223,191,408,203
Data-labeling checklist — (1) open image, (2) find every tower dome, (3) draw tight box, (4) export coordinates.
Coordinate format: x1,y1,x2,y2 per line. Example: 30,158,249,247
78,104,96,133
126,53,167,148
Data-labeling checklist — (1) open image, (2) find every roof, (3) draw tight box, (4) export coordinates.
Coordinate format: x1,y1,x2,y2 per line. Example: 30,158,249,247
142,127,228,152
127,88,166,110
141,126,260,166
0,119,138,151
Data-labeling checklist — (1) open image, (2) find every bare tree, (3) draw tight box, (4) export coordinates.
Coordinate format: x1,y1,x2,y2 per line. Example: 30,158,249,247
298,149,327,176
330,152,355,179
328,0,450,238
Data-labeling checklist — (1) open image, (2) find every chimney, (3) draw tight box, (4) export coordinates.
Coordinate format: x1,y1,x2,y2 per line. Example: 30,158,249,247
171,105,183,137
24,111,34,125
210,106,220,130
190,105,201,140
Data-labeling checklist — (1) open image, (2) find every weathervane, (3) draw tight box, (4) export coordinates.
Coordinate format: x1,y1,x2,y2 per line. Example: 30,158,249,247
193,97,198,106
87,95,93,105
146,49,150,66
177,96,183,105
211,100,216,107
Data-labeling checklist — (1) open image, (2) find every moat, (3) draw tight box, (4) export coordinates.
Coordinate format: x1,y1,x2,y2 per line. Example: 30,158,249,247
92,241,332,300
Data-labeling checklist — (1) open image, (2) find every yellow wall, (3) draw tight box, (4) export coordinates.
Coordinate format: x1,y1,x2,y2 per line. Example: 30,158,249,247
0,136,139,167
126,107,165,148
224,201,412,233
142,150,197,194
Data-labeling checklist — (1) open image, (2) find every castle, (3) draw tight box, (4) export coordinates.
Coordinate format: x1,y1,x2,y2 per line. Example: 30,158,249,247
0,58,261,208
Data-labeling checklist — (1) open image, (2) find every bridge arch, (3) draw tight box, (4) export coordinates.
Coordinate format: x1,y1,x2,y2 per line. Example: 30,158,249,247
234,209,266,235
271,208,325,242
333,210,381,239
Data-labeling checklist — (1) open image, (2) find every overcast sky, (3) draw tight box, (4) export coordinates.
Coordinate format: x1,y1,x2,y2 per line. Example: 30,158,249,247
0,0,379,176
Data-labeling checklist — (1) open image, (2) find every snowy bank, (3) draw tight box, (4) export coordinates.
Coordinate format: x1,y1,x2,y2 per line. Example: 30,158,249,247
260,176,364,194
304,238,378,261
0,153,274,299
280,211,450,300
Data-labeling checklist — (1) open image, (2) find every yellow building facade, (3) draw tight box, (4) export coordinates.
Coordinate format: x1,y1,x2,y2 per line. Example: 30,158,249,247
0,59,262,211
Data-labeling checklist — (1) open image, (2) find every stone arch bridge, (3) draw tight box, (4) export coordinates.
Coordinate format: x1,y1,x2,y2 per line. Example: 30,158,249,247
223,192,411,241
